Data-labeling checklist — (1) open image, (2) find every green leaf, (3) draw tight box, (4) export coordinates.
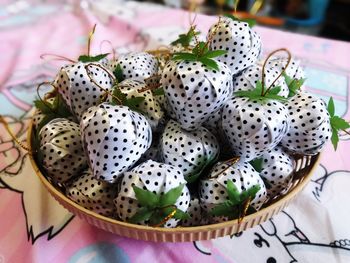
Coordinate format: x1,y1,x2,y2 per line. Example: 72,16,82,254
283,72,305,98
264,93,288,103
171,28,200,48
172,52,197,61
149,211,163,226
210,200,233,217
113,64,124,83
268,86,281,95
249,158,263,173
132,185,160,208
173,208,191,220
240,184,261,202
327,97,335,117
34,99,54,114
198,57,219,71
128,207,154,224
153,87,165,96
331,116,350,130
193,42,208,56
282,72,293,86
159,184,185,207
112,85,127,105
331,127,339,151
224,14,256,28
78,53,109,63
226,180,240,204
203,50,227,59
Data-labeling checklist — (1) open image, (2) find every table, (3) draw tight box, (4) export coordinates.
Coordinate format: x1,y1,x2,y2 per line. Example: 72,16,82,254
1,1,350,262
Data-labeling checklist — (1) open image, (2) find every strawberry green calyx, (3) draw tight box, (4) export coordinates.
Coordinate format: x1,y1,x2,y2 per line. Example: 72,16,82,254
224,14,256,28
172,41,227,71
110,85,145,113
128,184,190,226
234,80,287,103
78,53,109,63
327,97,350,150
113,64,125,84
210,180,260,219
282,72,306,98
171,27,200,48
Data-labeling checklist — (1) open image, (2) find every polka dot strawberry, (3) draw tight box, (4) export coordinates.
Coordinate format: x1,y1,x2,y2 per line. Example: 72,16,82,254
208,16,262,76
222,94,290,161
251,146,295,200
118,79,164,131
110,52,159,81
281,91,332,155
199,161,267,223
54,62,114,120
80,102,152,183
160,120,220,183
39,118,87,185
233,64,290,98
66,169,118,217
114,160,190,227
161,41,233,131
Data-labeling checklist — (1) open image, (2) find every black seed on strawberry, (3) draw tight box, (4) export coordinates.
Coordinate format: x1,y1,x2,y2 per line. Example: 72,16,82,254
80,103,152,183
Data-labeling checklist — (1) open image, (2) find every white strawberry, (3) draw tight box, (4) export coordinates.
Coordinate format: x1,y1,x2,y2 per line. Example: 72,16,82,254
80,102,152,183
254,146,295,200
222,95,290,161
199,161,267,223
110,52,159,81
281,91,332,155
233,64,290,98
181,196,206,227
117,79,164,131
161,56,233,131
114,160,190,227
66,169,118,217
208,16,262,76
160,120,220,183
39,118,87,185
54,62,114,120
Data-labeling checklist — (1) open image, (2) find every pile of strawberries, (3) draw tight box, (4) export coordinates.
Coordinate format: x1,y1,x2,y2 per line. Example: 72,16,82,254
32,16,349,227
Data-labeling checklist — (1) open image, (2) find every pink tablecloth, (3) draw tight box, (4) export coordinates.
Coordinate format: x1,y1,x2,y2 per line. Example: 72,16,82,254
1,2,350,262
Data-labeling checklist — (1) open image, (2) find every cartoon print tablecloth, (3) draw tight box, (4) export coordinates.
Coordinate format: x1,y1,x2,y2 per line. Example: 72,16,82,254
1,1,350,262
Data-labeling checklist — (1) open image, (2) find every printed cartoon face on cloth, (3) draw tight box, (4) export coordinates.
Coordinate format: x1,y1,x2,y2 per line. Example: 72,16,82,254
80,102,152,183
54,62,114,120
199,161,267,223
160,120,220,183
114,160,190,227
39,118,87,185
161,59,233,131
208,17,262,76
66,169,118,217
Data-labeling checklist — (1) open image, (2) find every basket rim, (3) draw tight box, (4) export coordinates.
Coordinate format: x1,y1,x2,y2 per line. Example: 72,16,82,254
27,117,320,234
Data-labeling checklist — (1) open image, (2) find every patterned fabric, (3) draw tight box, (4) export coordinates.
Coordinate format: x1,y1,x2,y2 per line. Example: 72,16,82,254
1,1,350,262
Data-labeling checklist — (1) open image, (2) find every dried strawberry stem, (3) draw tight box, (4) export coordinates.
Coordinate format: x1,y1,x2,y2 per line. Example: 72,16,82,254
261,48,292,96
343,129,350,136
36,82,59,115
40,53,76,63
216,156,240,177
87,24,97,57
151,205,177,228
83,63,122,105
0,115,34,154
100,39,117,61
136,74,162,93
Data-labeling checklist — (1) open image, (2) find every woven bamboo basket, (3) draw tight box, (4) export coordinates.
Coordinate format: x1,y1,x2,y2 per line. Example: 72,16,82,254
28,119,320,242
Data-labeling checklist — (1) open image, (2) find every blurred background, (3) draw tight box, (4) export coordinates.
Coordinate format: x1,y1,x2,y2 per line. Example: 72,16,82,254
1,0,349,41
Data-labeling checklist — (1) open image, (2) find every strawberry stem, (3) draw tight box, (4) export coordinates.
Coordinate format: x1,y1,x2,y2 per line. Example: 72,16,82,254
40,53,76,63
87,24,97,57
150,205,177,227
36,82,59,115
261,48,291,96
204,16,222,56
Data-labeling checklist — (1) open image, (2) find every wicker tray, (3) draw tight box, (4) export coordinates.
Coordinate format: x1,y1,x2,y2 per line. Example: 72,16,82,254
28,120,320,242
